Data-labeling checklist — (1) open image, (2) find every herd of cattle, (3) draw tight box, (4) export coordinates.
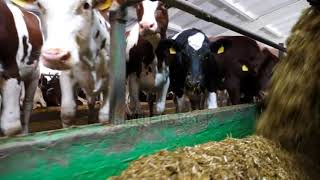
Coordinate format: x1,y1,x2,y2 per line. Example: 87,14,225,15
0,0,280,136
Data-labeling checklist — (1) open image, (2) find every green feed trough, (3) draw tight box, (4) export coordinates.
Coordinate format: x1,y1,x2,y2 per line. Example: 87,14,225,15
0,104,257,180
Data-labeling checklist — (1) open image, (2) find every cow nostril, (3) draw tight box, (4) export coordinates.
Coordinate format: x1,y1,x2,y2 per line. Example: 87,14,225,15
60,52,71,61
139,23,144,29
149,23,155,28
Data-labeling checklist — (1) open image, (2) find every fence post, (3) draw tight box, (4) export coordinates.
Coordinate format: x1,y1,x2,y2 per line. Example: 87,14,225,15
108,6,127,125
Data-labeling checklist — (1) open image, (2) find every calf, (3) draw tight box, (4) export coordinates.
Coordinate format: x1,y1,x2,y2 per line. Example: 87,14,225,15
20,82,47,109
0,1,42,135
45,74,61,106
156,28,219,112
126,0,170,117
37,0,112,127
208,36,279,105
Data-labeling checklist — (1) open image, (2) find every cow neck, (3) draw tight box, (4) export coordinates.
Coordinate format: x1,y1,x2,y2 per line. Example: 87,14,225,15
75,10,110,96
84,9,109,71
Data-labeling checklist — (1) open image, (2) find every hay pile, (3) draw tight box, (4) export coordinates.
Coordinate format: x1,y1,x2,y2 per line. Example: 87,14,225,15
110,136,309,180
256,6,320,166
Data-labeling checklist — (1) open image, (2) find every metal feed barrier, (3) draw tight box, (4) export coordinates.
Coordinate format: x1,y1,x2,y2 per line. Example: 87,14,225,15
107,0,287,125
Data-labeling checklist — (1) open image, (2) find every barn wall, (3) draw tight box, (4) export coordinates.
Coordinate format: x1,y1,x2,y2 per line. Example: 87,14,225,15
0,104,257,180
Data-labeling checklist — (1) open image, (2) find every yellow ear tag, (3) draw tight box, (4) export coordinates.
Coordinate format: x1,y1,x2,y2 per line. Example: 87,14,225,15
11,0,29,7
242,65,249,72
217,45,224,54
169,47,176,55
97,0,112,11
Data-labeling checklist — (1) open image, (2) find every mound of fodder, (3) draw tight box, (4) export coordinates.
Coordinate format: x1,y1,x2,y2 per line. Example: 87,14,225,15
256,5,320,168
110,136,311,180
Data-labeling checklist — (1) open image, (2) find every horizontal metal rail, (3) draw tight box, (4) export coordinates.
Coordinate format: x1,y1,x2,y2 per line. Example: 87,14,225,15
123,0,287,52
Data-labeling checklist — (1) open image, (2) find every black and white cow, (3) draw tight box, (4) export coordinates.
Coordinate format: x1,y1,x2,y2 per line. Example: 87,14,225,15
156,28,219,112
0,0,43,135
126,0,170,117
37,0,113,127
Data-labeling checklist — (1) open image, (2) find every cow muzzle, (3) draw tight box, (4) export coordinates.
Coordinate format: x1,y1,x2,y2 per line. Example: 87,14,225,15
41,48,72,70
139,22,158,36
185,80,202,95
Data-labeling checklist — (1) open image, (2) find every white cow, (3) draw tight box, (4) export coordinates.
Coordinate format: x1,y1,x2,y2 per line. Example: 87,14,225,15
36,0,113,127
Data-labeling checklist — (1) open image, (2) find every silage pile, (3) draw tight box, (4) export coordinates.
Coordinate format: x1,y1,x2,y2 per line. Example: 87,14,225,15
110,136,308,180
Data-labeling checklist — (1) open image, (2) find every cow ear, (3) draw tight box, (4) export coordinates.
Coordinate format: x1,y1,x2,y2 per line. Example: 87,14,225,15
157,39,178,55
93,0,113,11
209,39,232,55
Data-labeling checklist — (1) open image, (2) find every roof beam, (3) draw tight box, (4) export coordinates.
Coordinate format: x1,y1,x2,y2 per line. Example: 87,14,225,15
216,0,309,38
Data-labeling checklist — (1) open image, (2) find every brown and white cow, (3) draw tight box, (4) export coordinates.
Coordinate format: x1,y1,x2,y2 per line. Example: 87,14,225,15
0,0,42,135
35,0,113,127
126,0,170,117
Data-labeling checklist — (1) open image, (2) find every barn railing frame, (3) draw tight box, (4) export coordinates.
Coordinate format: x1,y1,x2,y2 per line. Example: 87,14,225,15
108,0,287,124
121,0,287,52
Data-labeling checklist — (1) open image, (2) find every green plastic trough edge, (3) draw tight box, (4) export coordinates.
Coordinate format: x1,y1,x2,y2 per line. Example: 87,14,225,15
0,104,257,180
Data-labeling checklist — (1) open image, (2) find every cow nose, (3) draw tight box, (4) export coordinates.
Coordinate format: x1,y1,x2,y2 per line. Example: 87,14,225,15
139,22,156,32
186,79,201,90
42,49,71,62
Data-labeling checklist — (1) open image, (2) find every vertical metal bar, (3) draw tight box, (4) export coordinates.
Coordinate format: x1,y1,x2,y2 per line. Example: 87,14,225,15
108,7,127,125
278,43,285,58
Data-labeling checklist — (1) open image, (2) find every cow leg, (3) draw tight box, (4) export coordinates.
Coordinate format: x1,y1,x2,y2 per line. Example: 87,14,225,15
147,94,154,117
206,92,218,109
0,78,22,136
21,76,38,134
19,82,25,108
60,72,76,128
99,89,110,124
225,76,241,105
155,78,170,115
87,96,98,124
175,94,189,113
128,73,142,118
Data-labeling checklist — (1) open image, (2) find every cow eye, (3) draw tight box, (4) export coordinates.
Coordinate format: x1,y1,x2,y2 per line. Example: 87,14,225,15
83,2,90,10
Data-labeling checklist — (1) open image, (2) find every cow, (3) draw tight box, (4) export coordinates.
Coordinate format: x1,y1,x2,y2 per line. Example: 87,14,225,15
208,36,279,105
45,74,61,106
156,28,219,112
20,82,47,109
0,0,43,135
36,0,114,127
126,0,170,118
42,74,88,107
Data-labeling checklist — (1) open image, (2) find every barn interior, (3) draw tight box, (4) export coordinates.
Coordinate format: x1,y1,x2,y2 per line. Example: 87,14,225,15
1,0,318,179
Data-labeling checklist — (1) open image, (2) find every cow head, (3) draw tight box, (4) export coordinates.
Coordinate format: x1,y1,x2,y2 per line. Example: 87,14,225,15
35,0,112,70
135,0,168,40
157,29,212,95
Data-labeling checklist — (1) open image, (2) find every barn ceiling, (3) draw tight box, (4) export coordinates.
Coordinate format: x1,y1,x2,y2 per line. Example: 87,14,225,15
126,0,310,45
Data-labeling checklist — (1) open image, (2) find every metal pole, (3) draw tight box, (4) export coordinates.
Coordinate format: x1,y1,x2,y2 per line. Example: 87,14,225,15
163,0,287,52
278,43,285,58
108,7,127,125
123,0,287,52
